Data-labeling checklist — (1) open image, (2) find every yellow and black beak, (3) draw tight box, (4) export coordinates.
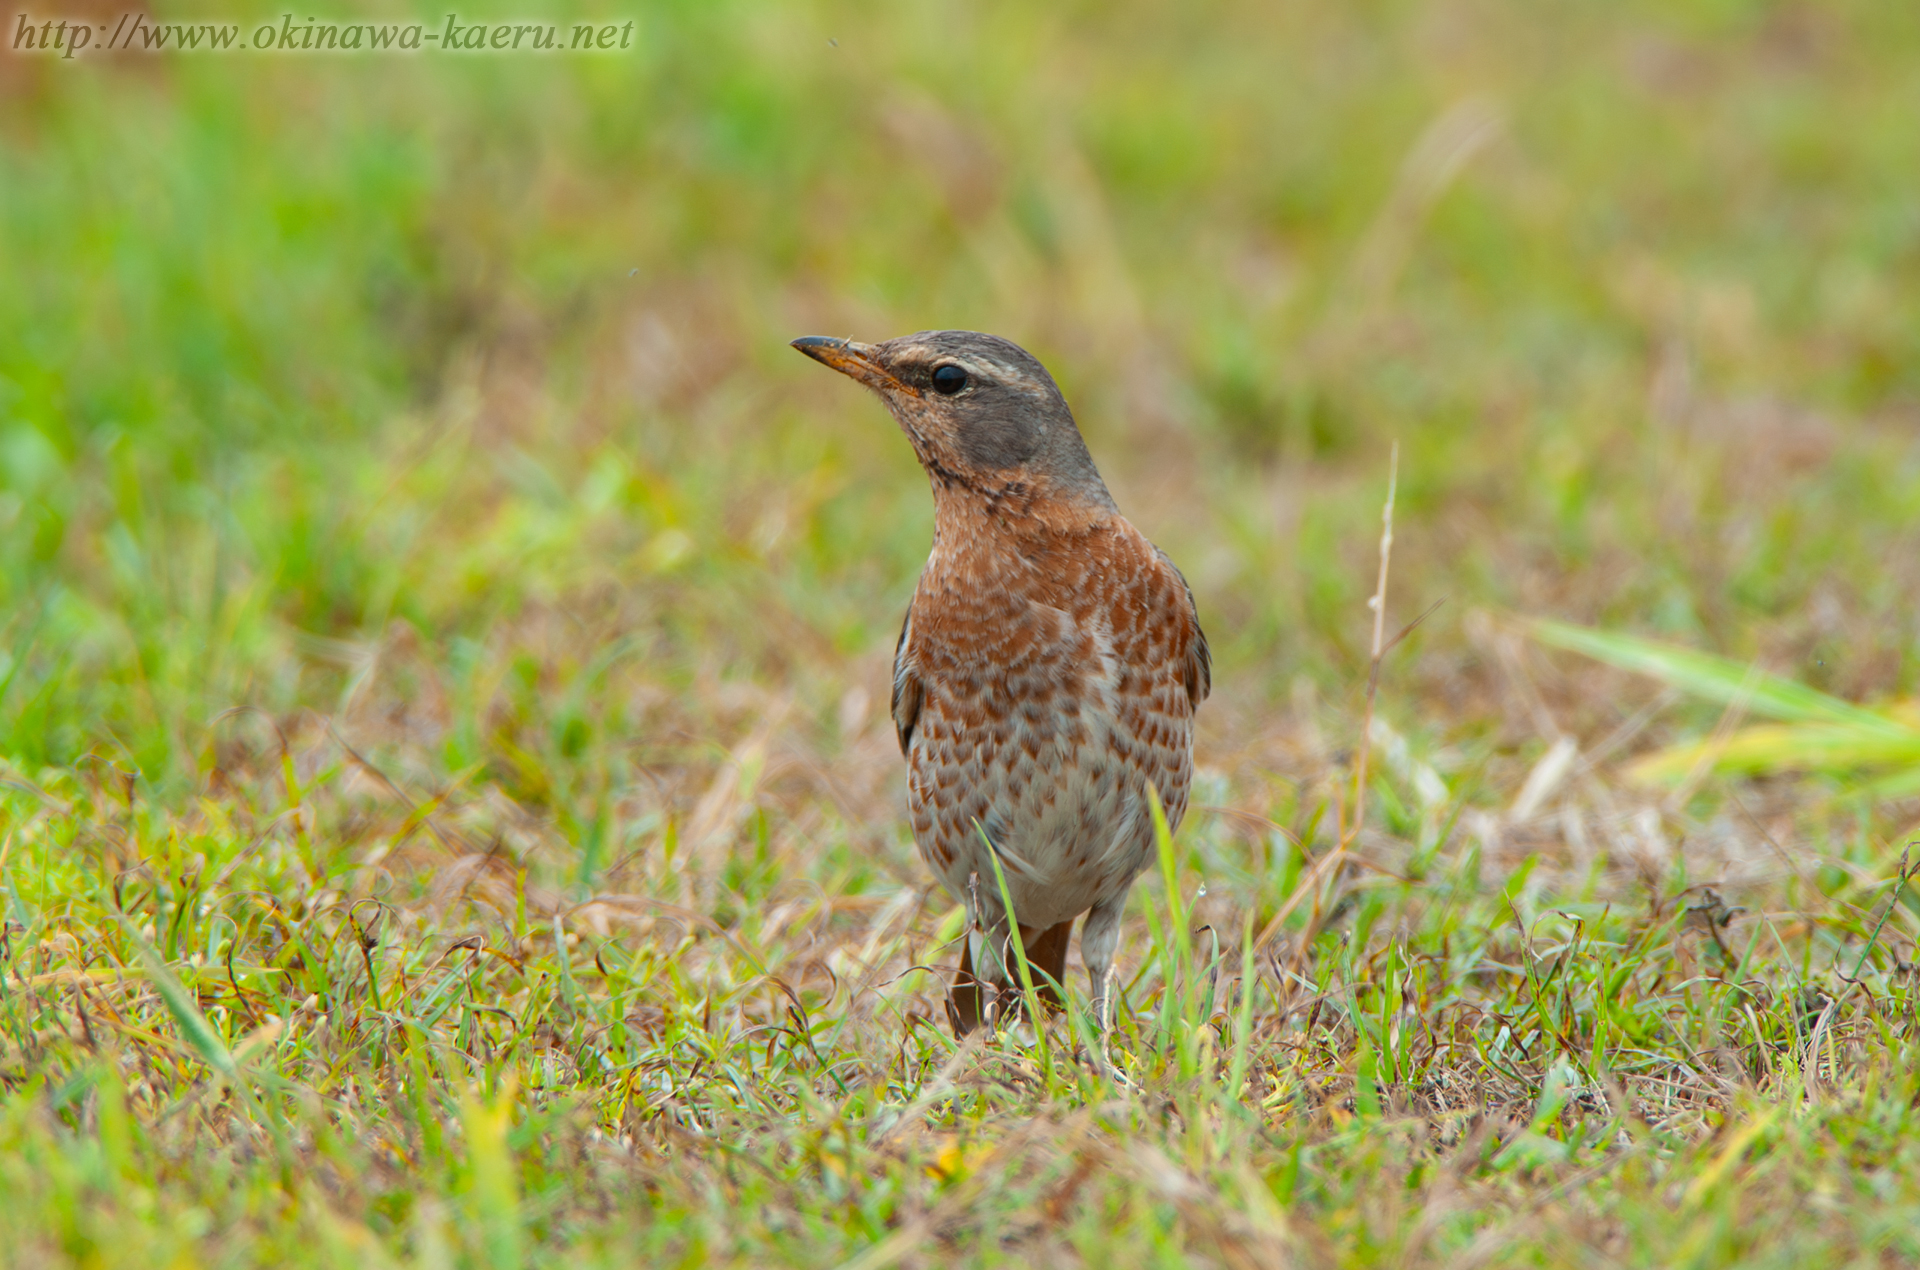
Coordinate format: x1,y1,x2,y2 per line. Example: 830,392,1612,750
790,336,915,396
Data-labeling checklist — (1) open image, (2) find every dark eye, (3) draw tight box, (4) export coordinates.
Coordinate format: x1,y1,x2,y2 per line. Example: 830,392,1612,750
930,364,968,395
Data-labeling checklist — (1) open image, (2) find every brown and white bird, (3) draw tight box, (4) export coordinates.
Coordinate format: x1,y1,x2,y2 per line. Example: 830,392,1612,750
792,330,1210,1036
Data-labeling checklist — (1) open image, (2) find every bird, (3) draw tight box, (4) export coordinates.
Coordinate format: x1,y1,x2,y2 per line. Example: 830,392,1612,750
792,330,1210,1038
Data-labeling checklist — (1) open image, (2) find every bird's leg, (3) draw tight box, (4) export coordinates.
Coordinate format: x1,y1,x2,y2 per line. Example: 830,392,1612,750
969,924,1002,1035
965,871,995,1035
966,872,1020,1035
1080,890,1131,1082
983,926,1030,1038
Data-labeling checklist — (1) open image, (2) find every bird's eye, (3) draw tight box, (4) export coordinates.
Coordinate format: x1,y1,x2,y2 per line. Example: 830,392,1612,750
930,364,968,395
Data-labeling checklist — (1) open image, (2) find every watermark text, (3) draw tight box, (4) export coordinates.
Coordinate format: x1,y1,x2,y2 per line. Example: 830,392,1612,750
10,13,634,57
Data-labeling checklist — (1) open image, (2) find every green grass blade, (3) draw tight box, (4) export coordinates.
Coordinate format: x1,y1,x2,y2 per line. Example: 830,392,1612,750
121,916,237,1081
1526,619,1907,734
1148,784,1197,1078
462,1075,523,1270
1631,724,1920,783
980,823,1055,1092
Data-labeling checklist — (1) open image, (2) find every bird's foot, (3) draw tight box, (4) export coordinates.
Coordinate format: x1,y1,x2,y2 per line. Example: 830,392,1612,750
1090,1035,1137,1092
1084,967,1136,1089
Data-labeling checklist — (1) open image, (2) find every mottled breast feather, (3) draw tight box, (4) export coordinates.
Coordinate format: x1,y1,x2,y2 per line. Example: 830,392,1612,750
899,504,1208,931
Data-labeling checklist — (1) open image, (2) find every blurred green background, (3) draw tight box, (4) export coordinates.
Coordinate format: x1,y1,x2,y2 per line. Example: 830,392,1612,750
10,5,1920,1264
3,0,1919,791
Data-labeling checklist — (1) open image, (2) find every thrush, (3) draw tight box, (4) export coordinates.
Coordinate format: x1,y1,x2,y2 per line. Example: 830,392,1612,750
793,330,1211,1038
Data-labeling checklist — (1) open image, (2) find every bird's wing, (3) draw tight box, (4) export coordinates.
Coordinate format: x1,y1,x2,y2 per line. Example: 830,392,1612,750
1186,620,1212,710
1155,547,1211,709
891,607,923,756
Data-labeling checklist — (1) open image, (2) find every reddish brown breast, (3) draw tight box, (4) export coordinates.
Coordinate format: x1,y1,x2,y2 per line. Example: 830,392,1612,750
891,490,1209,922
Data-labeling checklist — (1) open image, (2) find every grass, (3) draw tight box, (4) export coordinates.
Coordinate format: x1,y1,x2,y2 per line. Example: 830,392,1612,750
6,0,1920,1264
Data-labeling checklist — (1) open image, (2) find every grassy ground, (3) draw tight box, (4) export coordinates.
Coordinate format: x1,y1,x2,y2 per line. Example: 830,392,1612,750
5,1,1920,1265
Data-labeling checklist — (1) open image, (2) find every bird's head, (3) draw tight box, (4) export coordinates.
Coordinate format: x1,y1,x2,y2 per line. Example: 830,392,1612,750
791,330,1114,513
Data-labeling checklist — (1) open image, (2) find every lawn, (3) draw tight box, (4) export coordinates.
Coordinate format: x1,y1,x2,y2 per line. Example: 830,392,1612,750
5,1,1920,1265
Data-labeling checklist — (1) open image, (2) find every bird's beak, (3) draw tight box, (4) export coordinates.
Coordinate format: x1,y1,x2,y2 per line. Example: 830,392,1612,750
790,336,915,396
